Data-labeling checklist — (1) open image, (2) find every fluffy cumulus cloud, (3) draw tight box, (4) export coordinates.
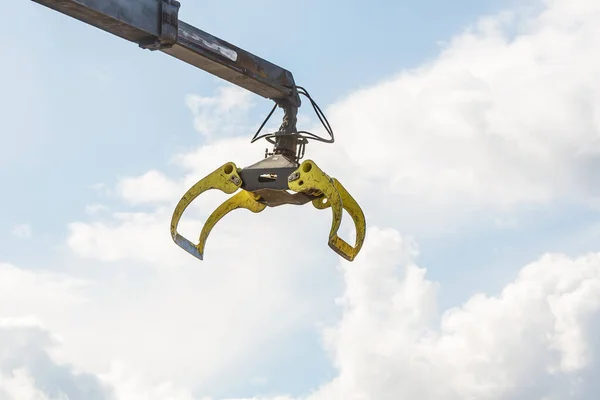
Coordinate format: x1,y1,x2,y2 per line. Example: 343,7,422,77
2,231,600,399
3,0,600,399
0,317,114,400
307,228,600,400
0,316,200,400
116,170,183,206
303,0,600,231
0,263,90,321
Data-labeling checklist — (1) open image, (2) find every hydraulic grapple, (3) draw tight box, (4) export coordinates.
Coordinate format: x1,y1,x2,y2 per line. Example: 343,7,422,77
31,0,366,261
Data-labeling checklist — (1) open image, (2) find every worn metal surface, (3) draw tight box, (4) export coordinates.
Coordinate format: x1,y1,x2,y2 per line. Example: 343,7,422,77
31,0,300,107
165,22,299,107
139,0,180,50
288,160,366,261
239,154,298,191
169,158,365,261
170,162,253,260
198,190,266,259
252,189,316,207
32,0,165,43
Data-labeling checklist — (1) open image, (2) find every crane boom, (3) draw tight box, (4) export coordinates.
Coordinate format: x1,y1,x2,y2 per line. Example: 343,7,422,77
32,0,300,108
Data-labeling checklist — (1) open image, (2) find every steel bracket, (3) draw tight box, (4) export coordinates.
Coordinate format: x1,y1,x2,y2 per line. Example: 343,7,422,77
140,0,181,50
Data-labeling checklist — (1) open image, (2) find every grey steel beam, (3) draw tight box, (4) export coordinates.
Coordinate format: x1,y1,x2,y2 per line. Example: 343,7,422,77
31,0,300,107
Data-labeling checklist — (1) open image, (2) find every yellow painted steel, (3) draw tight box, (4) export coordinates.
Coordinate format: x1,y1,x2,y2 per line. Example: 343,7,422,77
171,159,366,262
312,177,366,261
197,190,266,257
288,160,366,261
170,162,243,260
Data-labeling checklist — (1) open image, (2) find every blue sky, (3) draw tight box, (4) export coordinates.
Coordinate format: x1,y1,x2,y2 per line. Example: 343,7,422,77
2,0,600,399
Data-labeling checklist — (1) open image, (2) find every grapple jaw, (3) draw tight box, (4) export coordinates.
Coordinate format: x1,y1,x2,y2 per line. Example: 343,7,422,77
287,159,366,261
170,156,366,261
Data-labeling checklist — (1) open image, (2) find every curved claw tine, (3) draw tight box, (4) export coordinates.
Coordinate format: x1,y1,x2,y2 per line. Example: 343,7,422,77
288,159,365,262
312,178,366,260
197,190,266,257
170,162,242,260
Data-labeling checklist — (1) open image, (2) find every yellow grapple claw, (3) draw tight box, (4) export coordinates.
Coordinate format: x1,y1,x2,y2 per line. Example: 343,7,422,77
170,162,243,260
288,159,366,261
171,156,366,262
311,178,366,261
196,191,266,257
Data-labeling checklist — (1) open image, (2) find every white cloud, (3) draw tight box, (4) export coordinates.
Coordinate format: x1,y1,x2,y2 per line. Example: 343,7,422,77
0,318,189,400
186,86,256,140
297,0,600,232
0,317,114,400
99,361,196,400
67,208,181,265
116,170,183,205
84,203,109,215
0,259,327,399
4,227,600,399
11,224,32,239
304,227,600,400
0,318,197,400
59,206,339,393
0,263,90,318
0,368,52,400
5,0,600,398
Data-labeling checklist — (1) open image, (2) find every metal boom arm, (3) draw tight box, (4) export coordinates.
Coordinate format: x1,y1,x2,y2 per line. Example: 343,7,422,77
32,0,301,111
